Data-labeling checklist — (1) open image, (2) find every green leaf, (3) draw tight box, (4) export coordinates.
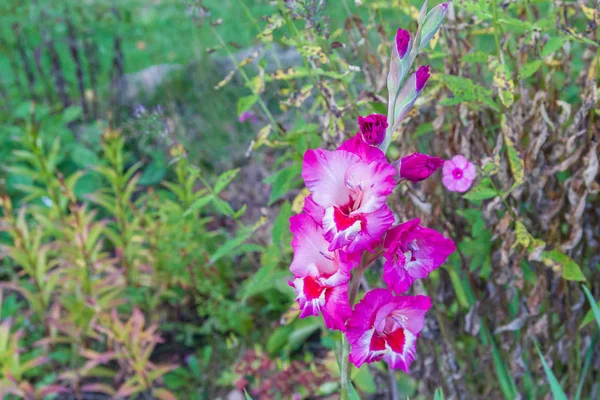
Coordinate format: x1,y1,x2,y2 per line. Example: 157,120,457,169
434,388,446,400
502,116,524,188
139,154,167,186
463,178,498,201
244,390,253,400
541,37,564,57
183,195,214,217
62,106,83,124
272,202,292,247
581,285,600,330
534,341,568,400
287,318,321,352
463,186,498,201
520,60,543,79
214,168,240,194
461,51,490,64
542,249,586,281
489,330,518,400
266,325,294,355
237,95,259,116
575,333,598,400
456,0,491,19
212,197,236,217
353,366,376,394
69,144,99,168
265,163,302,205
441,75,500,112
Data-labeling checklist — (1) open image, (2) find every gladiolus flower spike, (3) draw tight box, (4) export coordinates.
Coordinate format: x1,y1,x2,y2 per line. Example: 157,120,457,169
288,8,457,380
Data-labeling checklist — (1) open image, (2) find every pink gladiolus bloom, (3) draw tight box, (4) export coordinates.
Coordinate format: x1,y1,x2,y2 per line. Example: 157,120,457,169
302,134,395,254
357,114,388,146
442,155,476,192
383,218,455,294
395,28,411,59
415,65,430,92
289,213,357,331
346,289,431,371
399,152,444,182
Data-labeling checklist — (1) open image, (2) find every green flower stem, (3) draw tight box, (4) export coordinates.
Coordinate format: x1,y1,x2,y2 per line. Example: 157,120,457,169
340,249,383,397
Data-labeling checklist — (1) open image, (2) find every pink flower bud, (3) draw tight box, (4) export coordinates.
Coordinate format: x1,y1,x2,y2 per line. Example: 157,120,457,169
399,152,444,182
395,28,411,59
357,113,388,146
415,65,431,92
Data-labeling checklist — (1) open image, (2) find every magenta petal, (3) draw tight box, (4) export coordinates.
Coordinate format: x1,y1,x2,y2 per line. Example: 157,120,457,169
357,115,388,147
399,152,444,182
346,289,432,371
383,258,413,294
395,28,411,59
302,148,360,209
338,133,387,164
345,161,396,214
346,205,395,254
383,219,455,293
302,195,325,224
321,284,352,331
415,65,431,92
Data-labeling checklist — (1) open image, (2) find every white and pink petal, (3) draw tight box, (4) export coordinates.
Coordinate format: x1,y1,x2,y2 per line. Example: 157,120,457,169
302,149,359,209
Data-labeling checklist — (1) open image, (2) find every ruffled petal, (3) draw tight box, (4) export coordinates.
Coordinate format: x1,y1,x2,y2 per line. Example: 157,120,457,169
289,214,336,277
302,195,326,225
338,133,387,164
302,149,360,209
382,329,417,371
321,284,352,331
346,205,395,254
383,257,413,294
322,206,364,251
345,161,396,215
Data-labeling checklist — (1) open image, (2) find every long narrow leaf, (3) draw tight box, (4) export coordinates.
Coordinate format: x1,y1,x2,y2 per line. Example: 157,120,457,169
582,285,600,330
534,341,567,400
574,333,598,400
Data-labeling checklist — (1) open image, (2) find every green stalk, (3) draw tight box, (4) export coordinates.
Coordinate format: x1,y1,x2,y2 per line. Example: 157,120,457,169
491,0,502,62
339,249,383,397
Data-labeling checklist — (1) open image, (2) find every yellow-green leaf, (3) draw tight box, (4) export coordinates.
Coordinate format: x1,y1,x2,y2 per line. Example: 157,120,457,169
502,116,524,188
514,221,531,248
542,249,586,282
494,64,514,107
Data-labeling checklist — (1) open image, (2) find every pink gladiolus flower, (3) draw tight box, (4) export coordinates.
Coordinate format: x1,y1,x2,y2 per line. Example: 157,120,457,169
442,155,476,192
357,114,388,146
289,213,358,330
395,28,411,59
383,218,455,294
302,134,395,254
415,65,430,92
346,289,431,371
399,152,444,182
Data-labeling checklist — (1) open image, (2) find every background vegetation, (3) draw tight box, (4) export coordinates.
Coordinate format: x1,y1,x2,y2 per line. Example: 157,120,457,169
0,0,598,399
